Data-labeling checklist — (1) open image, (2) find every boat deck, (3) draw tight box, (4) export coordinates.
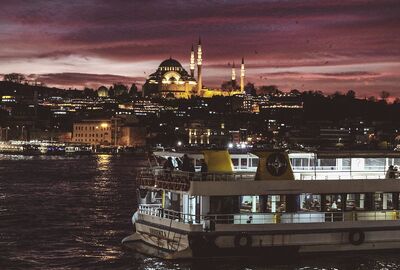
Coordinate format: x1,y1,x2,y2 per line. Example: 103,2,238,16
139,204,400,226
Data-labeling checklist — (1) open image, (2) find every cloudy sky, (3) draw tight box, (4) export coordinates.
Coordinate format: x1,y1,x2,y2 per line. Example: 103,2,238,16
0,0,399,97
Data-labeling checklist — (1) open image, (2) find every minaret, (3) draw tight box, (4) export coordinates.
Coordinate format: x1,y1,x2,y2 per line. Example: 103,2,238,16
190,44,195,78
240,57,245,92
231,61,236,85
197,38,202,93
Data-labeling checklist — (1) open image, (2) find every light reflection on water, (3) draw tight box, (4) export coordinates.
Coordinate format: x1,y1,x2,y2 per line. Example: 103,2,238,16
1,155,400,269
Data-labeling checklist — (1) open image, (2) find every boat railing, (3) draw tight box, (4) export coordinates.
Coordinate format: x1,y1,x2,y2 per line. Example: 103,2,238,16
138,204,400,226
136,168,256,188
292,166,387,172
137,168,391,186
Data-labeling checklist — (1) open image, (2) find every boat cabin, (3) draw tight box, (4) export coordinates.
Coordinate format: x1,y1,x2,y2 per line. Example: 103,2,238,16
137,150,400,229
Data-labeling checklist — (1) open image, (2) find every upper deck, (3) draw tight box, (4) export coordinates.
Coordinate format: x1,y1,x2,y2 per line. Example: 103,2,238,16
137,167,400,197
137,150,400,194
153,150,400,180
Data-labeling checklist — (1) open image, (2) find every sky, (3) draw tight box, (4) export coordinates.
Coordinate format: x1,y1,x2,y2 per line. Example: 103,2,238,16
0,0,399,97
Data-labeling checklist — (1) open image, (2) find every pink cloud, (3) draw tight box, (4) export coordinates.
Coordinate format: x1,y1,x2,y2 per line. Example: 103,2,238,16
0,0,399,96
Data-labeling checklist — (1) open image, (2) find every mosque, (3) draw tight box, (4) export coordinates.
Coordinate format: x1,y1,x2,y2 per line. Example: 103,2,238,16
142,39,245,99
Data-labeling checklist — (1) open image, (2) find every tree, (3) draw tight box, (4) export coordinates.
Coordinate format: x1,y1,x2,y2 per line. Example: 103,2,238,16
221,80,238,91
113,83,128,96
346,90,356,99
330,91,343,99
380,91,390,101
83,87,96,98
3,73,25,83
108,86,115,98
258,85,281,95
129,83,139,98
290,89,301,96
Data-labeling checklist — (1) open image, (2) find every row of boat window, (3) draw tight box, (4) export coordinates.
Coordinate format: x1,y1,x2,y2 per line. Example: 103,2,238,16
143,191,397,214
240,193,395,213
230,157,400,169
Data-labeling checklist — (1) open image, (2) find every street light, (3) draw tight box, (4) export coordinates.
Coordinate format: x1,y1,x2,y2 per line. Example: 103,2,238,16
21,126,25,141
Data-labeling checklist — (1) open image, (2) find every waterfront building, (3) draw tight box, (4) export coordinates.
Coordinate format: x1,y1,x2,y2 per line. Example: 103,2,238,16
72,119,114,145
119,126,147,147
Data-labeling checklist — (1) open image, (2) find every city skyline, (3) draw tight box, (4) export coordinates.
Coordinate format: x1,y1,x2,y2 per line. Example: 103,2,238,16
0,0,399,97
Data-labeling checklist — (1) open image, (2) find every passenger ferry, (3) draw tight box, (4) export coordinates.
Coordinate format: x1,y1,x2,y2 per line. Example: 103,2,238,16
122,150,400,259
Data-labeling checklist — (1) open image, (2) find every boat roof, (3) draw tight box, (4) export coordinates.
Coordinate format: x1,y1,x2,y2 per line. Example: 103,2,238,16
153,150,258,159
154,150,400,159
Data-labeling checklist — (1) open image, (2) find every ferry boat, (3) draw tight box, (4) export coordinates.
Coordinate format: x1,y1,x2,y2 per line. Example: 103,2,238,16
122,150,400,259
0,141,39,155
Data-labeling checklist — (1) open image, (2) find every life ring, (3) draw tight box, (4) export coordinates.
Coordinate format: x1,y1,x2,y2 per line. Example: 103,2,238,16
234,233,252,248
349,230,365,245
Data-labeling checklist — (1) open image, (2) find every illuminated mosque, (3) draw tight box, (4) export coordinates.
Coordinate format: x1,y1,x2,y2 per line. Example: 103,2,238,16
143,39,245,98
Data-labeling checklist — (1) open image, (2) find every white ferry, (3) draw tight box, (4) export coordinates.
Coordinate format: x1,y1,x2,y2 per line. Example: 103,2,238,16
122,150,400,259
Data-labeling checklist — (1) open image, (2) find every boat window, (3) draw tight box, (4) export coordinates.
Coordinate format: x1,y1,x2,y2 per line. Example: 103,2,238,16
365,158,385,171
292,158,302,167
168,192,181,212
269,195,285,213
374,193,393,210
241,159,247,167
259,195,285,213
231,158,239,167
345,194,356,210
301,158,309,167
342,158,351,170
309,158,315,167
240,196,253,213
323,194,344,211
251,158,259,167
300,194,321,211
150,190,162,204
319,159,336,168
393,158,400,166
210,196,239,215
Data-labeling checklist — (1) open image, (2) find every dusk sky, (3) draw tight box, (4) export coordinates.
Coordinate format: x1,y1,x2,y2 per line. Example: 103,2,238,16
0,0,399,97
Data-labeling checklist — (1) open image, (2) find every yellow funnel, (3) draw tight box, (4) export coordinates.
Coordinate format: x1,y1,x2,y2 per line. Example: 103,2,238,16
203,150,234,173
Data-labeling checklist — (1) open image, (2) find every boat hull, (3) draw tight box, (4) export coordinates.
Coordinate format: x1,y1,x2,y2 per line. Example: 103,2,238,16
123,220,400,259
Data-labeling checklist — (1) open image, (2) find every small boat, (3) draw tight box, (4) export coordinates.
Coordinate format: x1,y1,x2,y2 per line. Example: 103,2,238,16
65,145,92,155
122,150,400,259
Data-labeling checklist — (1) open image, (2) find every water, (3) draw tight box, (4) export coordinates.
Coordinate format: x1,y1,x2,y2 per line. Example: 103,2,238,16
1,154,400,270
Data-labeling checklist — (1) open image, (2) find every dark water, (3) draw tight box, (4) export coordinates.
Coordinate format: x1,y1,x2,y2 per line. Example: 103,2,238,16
1,155,400,270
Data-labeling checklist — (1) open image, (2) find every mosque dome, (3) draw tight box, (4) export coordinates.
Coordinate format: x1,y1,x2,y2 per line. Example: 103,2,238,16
158,58,183,69
97,86,109,97
143,56,197,98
